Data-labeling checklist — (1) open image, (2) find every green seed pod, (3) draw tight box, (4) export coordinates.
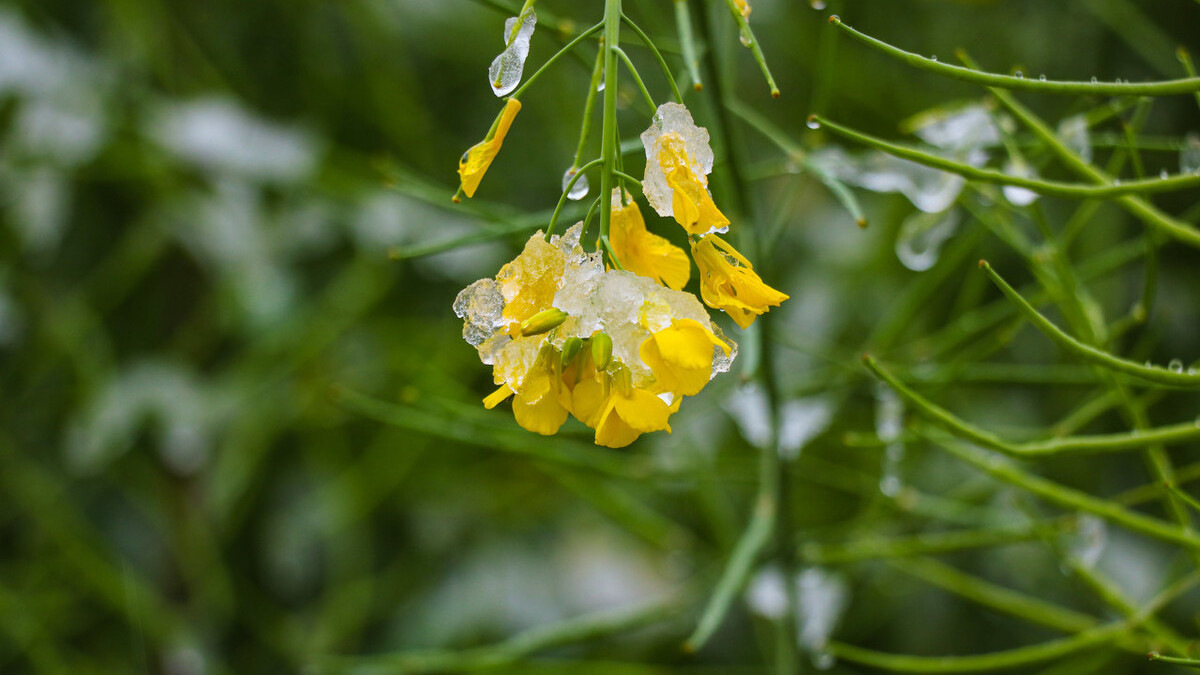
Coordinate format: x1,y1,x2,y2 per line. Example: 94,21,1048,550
591,332,613,370
560,337,584,368
519,308,568,336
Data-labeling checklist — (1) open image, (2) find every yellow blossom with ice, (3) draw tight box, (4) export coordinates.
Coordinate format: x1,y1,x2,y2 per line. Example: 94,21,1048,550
640,103,730,236
454,223,737,447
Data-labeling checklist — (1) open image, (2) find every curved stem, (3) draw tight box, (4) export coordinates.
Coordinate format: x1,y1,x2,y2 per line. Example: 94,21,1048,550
829,15,1200,96
722,0,778,97
811,114,1200,199
979,261,1200,387
621,13,684,103
612,45,656,111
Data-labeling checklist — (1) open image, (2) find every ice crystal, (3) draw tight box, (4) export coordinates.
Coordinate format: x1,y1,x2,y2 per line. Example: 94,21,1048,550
488,9,537,97
640,102,715,219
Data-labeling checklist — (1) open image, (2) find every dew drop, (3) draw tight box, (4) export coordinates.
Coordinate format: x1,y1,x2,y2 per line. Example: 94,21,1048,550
1169,358,1184,373
1090,76,1099,83
740,34,752,47
810,0,827,9
1039,74,1047,81
1160,169,1170,179
1181,133,1200,174
488,9,538,97
1014,70,1024,78
1113,178,1122,186
813,652,836,670
562,167,590,201
806,117,821,130
895,208,960,271
930,54,938,62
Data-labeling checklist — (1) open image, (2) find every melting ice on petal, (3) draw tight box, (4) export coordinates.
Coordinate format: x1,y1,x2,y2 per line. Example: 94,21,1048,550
640,102,715,219
1064,514,1107,570
1181,132,1200,174
488,8,537,97
796,568,849,670
895,208,960,272
1057,114,1092,163
561,166,590,201
1001,159,1040,206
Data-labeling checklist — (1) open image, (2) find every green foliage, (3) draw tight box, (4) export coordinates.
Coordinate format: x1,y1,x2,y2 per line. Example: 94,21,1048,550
4,0,1200,673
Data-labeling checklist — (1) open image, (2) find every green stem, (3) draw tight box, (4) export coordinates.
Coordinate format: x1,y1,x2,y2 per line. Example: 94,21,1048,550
620,13,683,104
864,356,1200,457
611,45,656,111
828,570,1199,672
979,261,1200,387
800,526,1046,564
510,22,604,100
1178,46,1200,112
927,436,1200,552
572,43,606,168
673,0,703,91
828,15,1200,96
314,599,680,674
811,114,1200,199
1150,652,1200,668
956,50,1200,250
597,0,621,252
722,0,778,96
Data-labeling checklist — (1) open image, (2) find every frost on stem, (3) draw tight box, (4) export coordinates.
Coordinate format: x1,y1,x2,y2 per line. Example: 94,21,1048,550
489,8,537,97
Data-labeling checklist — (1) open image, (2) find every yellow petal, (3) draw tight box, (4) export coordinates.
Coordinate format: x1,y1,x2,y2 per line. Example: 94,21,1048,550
639,320,714,397
458,98,522,198
571,377,610,428
595,398,642,448
513,390,569,435
483,384,514,409
613,389,673,433
692,235,788,329
608,192,692,290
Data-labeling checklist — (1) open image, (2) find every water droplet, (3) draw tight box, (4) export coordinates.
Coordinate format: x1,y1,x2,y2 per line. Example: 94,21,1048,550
813,651,836,670
1064,515,1107,569
1181,133,1200,175
740,34,752,47
1169,359,1184,373
895,208,960,272
797,568,849,664
1189,368,1197,376
1057,115,1092,163
1002,160,1040,206
562,167,589,200
1144,360,1153,367
1160,169,1170,179
1091,76,1099,83
488,9,538,97
809,0,827,9
930,54,938,62
806,116,821,130
1014,70,1024,79
1113,178,1122,186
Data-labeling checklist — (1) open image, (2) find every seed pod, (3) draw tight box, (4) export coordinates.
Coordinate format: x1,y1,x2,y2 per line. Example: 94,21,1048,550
519,308,568,336
560,337,584,368
591,332,613,370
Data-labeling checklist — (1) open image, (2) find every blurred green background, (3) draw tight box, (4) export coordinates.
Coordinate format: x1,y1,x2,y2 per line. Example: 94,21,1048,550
4,0,1200,672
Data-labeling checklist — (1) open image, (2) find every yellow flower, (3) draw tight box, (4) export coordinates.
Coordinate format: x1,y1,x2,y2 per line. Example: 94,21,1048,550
692,234,788,329
608,191,690,290
657,134,729,236
484,343,572,435
572,372,675,448
458,98,522,198
639,318,730,396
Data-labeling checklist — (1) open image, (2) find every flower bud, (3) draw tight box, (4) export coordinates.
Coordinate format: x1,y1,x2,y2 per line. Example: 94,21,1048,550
519,308,568,336
591,332,613,370
560,337,584,368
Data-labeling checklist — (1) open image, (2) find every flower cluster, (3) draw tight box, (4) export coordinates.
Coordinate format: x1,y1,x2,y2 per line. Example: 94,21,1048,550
454,224,736,447
636,103,788,328
453,51,787,444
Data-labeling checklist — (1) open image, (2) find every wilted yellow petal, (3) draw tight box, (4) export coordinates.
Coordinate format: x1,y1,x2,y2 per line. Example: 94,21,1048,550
483,384,514,409
458,98,522,198
692,235,788,329
608,193,692,290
